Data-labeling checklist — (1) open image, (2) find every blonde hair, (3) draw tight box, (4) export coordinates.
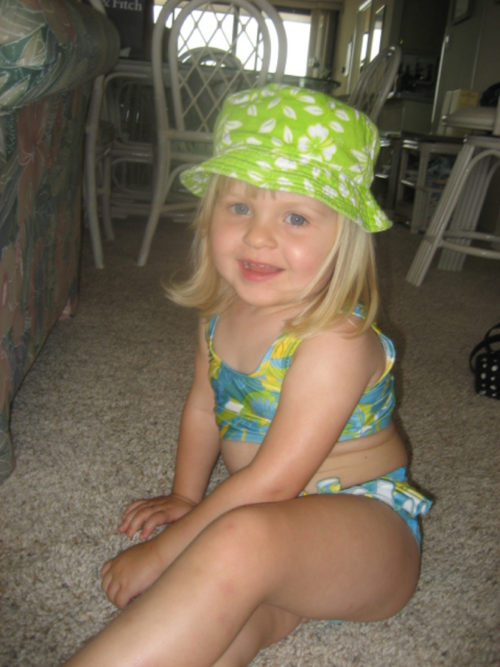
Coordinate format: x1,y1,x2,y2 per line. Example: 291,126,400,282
166,175,378,337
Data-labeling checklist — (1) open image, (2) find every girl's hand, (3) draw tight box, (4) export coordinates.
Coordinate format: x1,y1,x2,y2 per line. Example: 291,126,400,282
119,494,196,539
101,538,167,610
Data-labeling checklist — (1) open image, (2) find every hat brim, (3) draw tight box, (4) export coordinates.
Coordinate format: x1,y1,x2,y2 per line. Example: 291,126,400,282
180,145,392,233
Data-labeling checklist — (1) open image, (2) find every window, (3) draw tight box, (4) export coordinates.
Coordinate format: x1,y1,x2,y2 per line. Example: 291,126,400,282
360,30,369,71
369,6,385,61
274,9,311,76
356,0,371,74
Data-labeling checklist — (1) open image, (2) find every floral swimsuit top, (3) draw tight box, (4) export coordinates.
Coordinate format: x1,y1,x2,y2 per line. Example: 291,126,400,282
206,307,396,443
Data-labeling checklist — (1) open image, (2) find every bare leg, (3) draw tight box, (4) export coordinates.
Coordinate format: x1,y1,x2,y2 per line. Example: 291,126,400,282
64,495,420,667
213,604,302,667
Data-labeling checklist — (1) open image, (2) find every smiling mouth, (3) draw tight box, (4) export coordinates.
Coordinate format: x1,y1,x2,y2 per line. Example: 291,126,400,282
241,261,282,274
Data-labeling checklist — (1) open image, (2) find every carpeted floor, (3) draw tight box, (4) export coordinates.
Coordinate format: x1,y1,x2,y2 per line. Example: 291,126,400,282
0,218,499,666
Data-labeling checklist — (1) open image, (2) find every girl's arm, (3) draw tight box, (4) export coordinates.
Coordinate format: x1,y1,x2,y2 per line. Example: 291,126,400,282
171,322,222,504
119,322,221,539
155,324,382,545
102,324,383,608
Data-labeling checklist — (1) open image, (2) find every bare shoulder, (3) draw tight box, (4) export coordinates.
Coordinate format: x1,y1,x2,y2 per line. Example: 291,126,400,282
292,317,385,389
275,318,387,443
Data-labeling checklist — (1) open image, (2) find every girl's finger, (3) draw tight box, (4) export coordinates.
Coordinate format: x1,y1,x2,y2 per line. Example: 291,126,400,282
125,510,150,537
122,499,148,518
139,513,166,540
101,560,111,577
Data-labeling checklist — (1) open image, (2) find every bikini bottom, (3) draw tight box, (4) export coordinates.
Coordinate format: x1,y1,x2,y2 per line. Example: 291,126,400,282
303,466,432,549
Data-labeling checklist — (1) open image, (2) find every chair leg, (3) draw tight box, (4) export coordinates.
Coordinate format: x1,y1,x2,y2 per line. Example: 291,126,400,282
410,143,431,233
85,180,105,268
438,156,496,271
101,153,115,241
84,76,105,268
138,197,166,267
406,142,476,286
137,135,171,266
385,137,402,215
84,147,105,269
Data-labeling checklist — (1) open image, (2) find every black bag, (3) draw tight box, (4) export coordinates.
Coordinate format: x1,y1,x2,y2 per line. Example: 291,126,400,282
469,324,500,399
480,82,500,108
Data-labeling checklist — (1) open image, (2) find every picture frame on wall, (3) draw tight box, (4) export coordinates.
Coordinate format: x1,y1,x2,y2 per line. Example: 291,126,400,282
452,0,474,24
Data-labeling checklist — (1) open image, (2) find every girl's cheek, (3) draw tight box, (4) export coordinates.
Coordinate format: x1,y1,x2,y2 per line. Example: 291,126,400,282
288,244,326,271
210,228,234,263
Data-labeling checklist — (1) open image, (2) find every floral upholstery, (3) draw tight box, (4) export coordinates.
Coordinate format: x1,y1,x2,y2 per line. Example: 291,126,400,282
0,0,119,484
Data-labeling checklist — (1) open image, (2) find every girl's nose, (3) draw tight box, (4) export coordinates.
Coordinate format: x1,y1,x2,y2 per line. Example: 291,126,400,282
243,218,277,248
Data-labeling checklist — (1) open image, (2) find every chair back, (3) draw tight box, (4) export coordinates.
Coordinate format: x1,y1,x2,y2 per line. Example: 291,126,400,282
152,0,287,140
349,46,401,124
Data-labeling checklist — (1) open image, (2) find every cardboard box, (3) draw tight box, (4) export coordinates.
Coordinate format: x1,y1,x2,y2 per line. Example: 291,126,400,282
437,88,479,137
450,88,479,111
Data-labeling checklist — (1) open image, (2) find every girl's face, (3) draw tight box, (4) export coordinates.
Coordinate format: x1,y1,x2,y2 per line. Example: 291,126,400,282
210,180,339,312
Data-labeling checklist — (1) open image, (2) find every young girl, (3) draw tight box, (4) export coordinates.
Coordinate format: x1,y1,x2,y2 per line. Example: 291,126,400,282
65,84,432,667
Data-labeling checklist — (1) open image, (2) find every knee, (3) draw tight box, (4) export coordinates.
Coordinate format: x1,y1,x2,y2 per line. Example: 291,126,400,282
202,504,278,570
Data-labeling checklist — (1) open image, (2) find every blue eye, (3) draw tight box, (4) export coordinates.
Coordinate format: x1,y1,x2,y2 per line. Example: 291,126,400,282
230,203,250,215
285,213,307,227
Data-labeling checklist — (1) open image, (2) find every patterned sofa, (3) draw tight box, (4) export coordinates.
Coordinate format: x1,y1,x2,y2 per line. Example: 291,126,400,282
0,0,120,483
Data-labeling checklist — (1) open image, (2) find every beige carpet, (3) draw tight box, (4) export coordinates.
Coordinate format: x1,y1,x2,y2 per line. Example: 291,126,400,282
0,218,499,666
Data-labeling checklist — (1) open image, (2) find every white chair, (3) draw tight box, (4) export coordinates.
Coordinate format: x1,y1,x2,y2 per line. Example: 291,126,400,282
103,64,156,219
83,0,117,268
137,0,287,266
349,46,401,124
345,46,400,215
83,0,151,267
406,96,500,286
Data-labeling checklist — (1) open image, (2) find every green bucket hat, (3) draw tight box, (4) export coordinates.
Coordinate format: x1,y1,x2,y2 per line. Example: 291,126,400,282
180,83,391,233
